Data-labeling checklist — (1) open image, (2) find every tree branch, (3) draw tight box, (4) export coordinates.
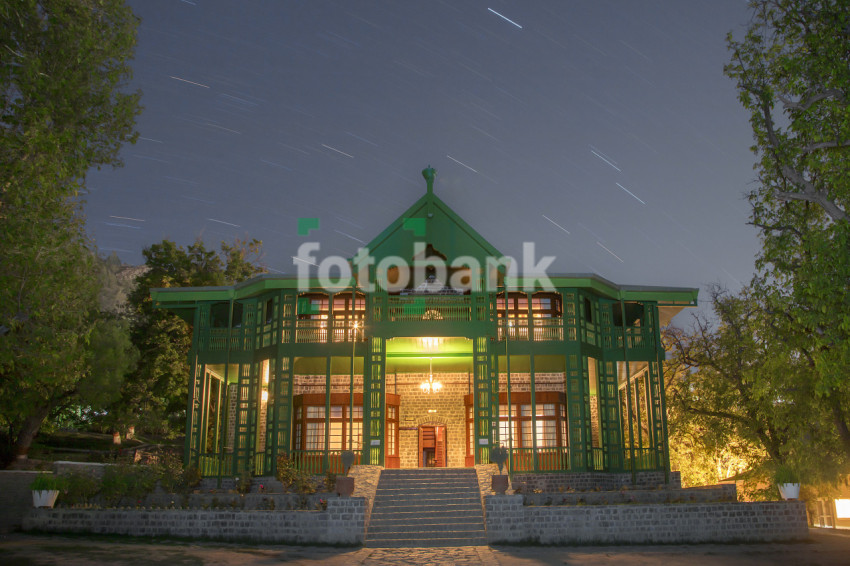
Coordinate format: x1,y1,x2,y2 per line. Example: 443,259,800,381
777,88,846,112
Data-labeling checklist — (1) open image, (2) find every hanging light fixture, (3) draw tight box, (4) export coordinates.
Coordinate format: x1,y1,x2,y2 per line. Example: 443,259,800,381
420,357,443,393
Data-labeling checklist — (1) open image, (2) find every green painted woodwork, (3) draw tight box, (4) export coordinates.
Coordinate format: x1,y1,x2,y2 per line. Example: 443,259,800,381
157,169,696,478
473,335,495,464
364,336,386,465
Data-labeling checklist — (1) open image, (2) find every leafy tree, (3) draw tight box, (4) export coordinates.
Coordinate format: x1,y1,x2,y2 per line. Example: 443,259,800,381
724,0,850,455
114,239,265,435
0,0,141,460
665,285,844,486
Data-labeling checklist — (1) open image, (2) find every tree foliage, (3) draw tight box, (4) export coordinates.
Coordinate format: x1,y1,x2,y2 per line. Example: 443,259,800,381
115,239,265,435
665,285,844,487
0,0,141,460
724,0,850,455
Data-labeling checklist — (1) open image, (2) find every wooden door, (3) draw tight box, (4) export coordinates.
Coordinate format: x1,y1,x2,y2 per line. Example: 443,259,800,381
435,426,446,467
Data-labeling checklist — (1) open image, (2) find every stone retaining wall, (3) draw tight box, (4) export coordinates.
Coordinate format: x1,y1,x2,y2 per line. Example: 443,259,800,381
0,471,45,533
485,494,808,544
23,497,365,545
520,483,736,506
511,470,681,492
349,465,382,526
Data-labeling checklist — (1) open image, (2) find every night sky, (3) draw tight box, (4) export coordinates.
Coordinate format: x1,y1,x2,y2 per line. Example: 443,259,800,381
86,0,759,322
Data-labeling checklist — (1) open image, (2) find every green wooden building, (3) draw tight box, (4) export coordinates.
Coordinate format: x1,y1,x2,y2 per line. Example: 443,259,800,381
151,167,697,479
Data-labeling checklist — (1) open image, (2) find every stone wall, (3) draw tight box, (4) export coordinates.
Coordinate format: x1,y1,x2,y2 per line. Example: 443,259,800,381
348,464,382,525
521,484,736,506
53,461,109,479
512,470,681,492
23,497,365,545
0,471,45,533
485,495,808,544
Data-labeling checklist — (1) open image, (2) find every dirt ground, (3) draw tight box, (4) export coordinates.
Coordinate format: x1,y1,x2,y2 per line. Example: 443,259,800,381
3,530,850,566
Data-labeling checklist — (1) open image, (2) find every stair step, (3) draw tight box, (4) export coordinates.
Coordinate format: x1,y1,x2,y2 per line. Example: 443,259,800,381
365,468,485,548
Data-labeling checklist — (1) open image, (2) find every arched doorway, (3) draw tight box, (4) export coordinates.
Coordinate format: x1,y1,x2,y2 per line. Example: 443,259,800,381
418,423,447,467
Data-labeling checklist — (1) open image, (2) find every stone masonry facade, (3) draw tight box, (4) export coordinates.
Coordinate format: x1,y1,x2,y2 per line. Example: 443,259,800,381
23,497,365,545
484,495,808,545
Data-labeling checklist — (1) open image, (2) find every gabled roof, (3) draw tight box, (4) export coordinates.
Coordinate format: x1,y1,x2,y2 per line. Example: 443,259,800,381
352,166,503,268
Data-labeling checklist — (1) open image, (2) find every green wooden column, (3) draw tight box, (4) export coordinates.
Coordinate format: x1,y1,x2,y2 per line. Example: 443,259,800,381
271,290,297,474
598,360,623,471
233,362,255,476
185,305,206,467
364,336,386,465
473,335,494,464
565,353,587,471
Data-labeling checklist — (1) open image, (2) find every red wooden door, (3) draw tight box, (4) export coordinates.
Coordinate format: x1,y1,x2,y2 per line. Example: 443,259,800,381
435,426,446,467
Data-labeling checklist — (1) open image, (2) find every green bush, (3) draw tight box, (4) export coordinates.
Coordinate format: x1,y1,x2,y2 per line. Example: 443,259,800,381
100,462,157,505
63,471,101,505
324,471,337,493
275,455,315,494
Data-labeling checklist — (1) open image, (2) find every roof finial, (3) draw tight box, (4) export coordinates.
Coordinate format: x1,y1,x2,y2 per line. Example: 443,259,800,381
422,165,436,195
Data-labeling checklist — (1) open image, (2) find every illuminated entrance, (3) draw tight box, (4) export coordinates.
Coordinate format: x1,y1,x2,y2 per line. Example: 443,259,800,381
385,337,472,469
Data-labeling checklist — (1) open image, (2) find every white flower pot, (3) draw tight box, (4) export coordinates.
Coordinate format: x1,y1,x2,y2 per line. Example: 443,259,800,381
778,483,800,500
32,490,59,508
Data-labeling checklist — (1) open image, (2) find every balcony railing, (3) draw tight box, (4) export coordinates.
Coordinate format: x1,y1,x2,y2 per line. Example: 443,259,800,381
290,450,363,475
497,318,564,341
626,448,659,471
295,319,366,344
507,447,571,472
195,451,234,477
387,296,472,322
202,329,247,352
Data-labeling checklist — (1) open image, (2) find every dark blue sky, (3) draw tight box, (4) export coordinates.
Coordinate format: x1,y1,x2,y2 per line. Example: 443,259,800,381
86,0,759,322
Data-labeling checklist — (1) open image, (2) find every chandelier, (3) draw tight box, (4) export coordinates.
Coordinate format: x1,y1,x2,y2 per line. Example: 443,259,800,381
420,358,443,393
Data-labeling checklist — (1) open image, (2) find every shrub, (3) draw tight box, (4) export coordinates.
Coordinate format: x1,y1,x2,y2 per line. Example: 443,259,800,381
63,471,101,505
100,462,157,506
276,455,313,493
324,471,337,493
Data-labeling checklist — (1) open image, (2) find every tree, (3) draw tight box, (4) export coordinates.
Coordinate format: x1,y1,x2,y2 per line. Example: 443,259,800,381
664,331,764,487
724,0,850,456
114,239,265,435
664,285,844,486
0,0,141,460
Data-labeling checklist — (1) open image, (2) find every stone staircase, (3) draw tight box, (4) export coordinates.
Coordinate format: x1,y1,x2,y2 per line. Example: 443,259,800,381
365,468,487,547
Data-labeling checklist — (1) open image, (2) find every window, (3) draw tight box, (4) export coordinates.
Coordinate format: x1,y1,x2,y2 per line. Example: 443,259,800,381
332,292,366,342
531,292,562,318
584,297,593,323
386,406,398,457
496,292,529,320
481,393,568,450
297,293,329,320
264,298,275,325
612,301,644,327
210,302,242,328
297,293,329,342
292,394,376,452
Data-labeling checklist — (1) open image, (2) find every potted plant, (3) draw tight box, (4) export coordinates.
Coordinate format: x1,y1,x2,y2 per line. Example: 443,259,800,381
774,463,800,500
490,446,509,494
335,451,356,497
30,474,67,508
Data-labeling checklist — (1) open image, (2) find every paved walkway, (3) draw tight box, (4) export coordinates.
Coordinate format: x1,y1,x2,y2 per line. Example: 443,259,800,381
2,530,850,565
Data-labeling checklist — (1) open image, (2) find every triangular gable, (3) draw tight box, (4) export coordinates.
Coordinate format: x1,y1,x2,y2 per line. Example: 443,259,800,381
353,169,503,268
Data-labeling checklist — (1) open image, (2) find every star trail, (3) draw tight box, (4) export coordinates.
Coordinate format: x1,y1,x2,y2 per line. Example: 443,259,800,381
84,1,760,323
